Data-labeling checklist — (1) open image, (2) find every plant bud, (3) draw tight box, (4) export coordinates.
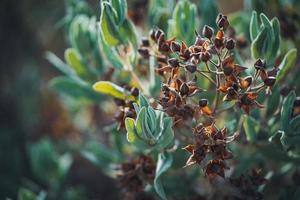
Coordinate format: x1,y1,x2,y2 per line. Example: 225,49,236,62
168,58,180,68
185,64,197,73
264,76,276,86
199,99,208,107
254,58,266,70
130,87,139,97
180,83,189,96
170,41,181,52
225,38,235,50
202,25,214,39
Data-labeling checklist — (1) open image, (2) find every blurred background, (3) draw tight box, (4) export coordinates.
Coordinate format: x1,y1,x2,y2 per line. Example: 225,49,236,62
0,0,299,199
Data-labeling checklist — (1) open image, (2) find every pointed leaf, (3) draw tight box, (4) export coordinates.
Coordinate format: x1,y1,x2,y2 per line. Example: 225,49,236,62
281,91,296,132
93,81,135,100
250,11,259,41
277,49,297,82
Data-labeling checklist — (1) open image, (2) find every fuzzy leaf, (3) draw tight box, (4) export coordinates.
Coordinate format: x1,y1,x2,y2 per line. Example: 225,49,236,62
271,18,281,58
277,49,297,82
281,91,296,132
290,115,300,132
154,152,173,200
110,0,127,24
125,117,137,143
138,93,149,107
93,81,135,100
250,11,259,41
243,115,260,142
64,48,89,78
251,26,268,59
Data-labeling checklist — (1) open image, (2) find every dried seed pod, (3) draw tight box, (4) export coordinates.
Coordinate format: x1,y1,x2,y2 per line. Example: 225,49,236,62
168,58,180,68
200,51,211,62
202,25,214,39
180,83,189,96
141,38,150,47
170,41,181,52
149,29,156,41
185,64,197,73
223,65,233,76
194,36,205,46
199,99,208,107
159,43,170,52
130,87,139,97
225,38,235,50
216,14,229,30
254,58,266,70
239,76,253,89
264,76,276,86
138,48,149,58
155,29,163,41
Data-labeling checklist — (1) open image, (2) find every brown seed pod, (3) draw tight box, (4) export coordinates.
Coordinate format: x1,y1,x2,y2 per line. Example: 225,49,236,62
185,64,197,73
239,76,253,89
264,76,276,86
199,99,208,107
170,41,181,52
202,25,214,39
180,83,189,96
216,14,229,30
168,58,180,68
225,38,235,50
130,87,139,97
254,58,266,70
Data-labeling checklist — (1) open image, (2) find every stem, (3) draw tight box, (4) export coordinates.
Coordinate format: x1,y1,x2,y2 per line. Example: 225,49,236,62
196,69,217,86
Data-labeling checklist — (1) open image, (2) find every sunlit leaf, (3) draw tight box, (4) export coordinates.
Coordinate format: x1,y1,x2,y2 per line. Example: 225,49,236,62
93,81,135,100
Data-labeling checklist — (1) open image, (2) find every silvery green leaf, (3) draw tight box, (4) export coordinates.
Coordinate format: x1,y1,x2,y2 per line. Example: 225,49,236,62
136,107,147,139
281,91,296,133
277,49,297,82
138,93,149,107
154,152,173,200
271,18,281,58
250,11,259,41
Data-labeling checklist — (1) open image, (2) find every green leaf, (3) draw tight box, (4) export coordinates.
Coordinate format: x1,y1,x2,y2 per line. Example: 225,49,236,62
99,2,122,46
51,76,100,101
45,51,75,77
154,152,173,200
125,117,137,143
243,115,260,142
110,0,127,24
138,93,149,107
266,84,280,116
277,49,297,82
271,18,281,58
155,117,174,150
93,81,135,100
281,91,296,132
251,26,268,59
64,48,89,78
290,115,300,132
250,11,259,41
18,188,36,200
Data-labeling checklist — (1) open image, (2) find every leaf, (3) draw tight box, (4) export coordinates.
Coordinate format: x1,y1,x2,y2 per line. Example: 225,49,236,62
18,188,36,200
93,81,135,100
110,0,127,24
290,115,300,132
266,84,280,116
125,117,137,143
138,93,149,107
154,152,173,200
155,117,174,150
45,51,75,77
250,11,259,41
281,91,296,132
251,26,268,59
271,18,281,58
51,76,100,101
99,2,122,46
243,115,260,142
64,48,89,78
277,49,297,82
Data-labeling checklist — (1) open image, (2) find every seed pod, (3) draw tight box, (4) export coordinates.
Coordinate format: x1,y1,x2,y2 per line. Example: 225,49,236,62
240,94,252,106
239,76,253,89
254,58,266,70
155,29,163,41
264,76,276,86
227,87,237,96
141,38,150,47
199,99,208,107
200,51,211,62
223,65,233,76
159,43,170,52
225,38,235,50
150,29,156,41
168,58,179,68
216,14,229,30
185,64,197,73
138,48,149,58
130,87,139,97
215,38,223,48
180,83,189,96
202,25,214,39
194,36,205,46
124,110,135,118
170,41,181,52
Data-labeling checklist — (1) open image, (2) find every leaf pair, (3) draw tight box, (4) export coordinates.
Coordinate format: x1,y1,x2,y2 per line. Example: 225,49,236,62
125,94,174,152
250,11,280,66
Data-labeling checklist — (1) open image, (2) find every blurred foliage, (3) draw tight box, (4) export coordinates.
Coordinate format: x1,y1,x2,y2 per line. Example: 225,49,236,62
1,0,300,199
